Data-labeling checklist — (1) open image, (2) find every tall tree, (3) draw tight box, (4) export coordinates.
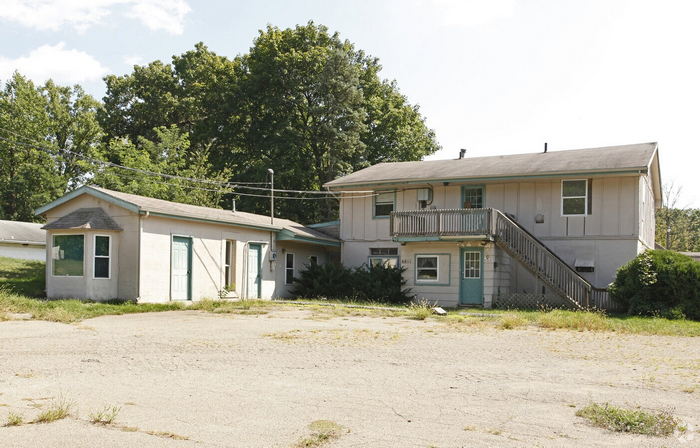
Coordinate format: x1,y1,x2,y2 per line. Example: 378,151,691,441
99,23,440,223
0,74,102,221
92,126,230,208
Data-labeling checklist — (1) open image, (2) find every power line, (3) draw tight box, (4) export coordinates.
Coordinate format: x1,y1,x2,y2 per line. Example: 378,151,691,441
0,129,377,198
93,165,379,200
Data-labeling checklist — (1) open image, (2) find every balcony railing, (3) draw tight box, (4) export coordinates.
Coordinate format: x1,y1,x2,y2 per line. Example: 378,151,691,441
390,208,491,238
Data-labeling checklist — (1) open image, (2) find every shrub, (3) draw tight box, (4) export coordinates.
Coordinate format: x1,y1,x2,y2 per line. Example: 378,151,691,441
292,262,412,305
576,403,682,436
609,250,700,320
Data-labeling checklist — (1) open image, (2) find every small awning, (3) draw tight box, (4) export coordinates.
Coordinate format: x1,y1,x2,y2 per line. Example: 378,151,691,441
42,207,123,231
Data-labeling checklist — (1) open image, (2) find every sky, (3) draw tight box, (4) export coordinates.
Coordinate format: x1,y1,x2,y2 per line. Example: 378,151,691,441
1,0,698,206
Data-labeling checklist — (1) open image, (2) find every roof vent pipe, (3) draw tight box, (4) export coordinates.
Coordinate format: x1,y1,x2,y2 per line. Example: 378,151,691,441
459,148,466,159
544,142,548,153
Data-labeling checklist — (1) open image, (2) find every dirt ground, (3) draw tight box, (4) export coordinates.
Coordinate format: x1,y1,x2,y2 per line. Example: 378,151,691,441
1,309,698,448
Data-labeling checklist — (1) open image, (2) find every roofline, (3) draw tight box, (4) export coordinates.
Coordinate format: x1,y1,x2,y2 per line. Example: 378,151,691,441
307,220,340,228
0,239,45,246
325,168,648,190
35,186,140,215
144,211,282,233
276,229,341,247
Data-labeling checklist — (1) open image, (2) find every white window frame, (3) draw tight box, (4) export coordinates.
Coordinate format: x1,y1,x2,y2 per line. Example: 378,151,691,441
224,240,235,289
93,234,111,280
373,191,395,218
51,233,85,278
416,255,439,283
285,252,295,285
463,251,481,279
561,179,588,217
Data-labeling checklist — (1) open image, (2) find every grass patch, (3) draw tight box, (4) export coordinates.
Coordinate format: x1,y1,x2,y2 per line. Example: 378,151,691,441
407,299,435,321
294,420,345,447
453,307,700,337
0,289,185,323
0,256,45,297
89,405,120,424
4,412,24,426
575,403,684,436
499,314,528,329
33,397,72,423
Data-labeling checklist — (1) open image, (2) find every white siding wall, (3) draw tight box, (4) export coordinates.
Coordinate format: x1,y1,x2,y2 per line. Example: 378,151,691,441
44,195,138,301
339,174,647,293
0,243,45,261
138,215,277,302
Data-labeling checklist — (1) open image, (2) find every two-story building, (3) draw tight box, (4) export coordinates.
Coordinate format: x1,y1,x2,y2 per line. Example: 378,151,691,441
325,143,662,309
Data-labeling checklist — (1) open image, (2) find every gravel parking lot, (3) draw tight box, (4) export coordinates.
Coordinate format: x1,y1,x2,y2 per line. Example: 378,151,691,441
1,309,698,447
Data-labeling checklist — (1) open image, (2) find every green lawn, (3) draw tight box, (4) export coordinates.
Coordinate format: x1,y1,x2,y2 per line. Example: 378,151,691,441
0,256,45,297
1,256,699,336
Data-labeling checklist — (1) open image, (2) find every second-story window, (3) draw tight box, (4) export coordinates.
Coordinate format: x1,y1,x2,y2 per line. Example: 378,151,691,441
562,180,588,216
374,192,394,217
463,187,483,209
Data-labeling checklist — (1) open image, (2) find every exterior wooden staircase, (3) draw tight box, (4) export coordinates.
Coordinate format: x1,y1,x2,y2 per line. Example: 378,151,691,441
391,208,612,309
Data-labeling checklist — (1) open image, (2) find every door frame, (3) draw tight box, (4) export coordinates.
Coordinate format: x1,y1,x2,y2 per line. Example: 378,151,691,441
459,246,484,306
247,243,263,299
170,234,193,301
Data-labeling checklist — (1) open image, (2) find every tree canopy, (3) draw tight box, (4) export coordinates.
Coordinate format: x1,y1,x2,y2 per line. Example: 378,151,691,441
98,22,440,222
1,22,439,223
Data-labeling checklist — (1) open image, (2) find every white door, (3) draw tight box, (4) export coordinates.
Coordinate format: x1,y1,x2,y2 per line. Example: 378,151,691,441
171,236,191,300
246,244,261,298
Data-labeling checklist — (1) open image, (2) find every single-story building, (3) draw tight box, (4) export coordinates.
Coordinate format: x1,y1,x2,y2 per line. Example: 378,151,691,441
35,186,339,302
0,219,46,261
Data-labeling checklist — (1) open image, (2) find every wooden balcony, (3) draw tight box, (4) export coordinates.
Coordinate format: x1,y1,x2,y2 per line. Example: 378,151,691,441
390,208,492,240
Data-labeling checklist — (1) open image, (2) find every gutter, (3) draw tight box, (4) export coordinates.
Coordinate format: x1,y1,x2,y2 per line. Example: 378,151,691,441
325,168,649,190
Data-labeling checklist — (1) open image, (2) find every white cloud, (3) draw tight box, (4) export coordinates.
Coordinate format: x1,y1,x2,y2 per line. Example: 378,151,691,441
0,42,109,84
0,0,191,35
424,0,516,27
126,0,191,35
123,54,144,67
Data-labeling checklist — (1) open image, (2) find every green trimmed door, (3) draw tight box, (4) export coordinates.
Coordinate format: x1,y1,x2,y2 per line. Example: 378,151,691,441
247,243,262,299
171,236,192,301
460,247,484,305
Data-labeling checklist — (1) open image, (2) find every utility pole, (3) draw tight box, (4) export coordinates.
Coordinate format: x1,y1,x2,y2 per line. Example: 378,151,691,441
267,168,274,224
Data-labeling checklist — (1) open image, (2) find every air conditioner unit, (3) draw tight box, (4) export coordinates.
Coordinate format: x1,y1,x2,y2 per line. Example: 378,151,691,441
417,188,432,201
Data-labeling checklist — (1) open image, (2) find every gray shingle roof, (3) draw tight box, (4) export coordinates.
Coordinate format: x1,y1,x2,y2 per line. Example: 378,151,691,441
325,142,658,188
43,207,123,231
0,219,45,245
40,186,338,244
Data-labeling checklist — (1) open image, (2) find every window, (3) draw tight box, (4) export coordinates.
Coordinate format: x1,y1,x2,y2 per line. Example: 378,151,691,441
370,248,398,256
369,247,398,268
416,255,439,282
52,235,84,276
224,240,235,289
374,192,394,217
285,253,294,285
562,180,588,216
93,235,111,279
463,187,483,209
463,251,481,279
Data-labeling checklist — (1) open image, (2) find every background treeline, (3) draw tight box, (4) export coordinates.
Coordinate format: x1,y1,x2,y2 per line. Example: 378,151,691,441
0,22,439,224
1,22,698,251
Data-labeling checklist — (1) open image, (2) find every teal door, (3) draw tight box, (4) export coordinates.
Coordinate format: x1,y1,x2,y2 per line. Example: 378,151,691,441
171,236,192,301
246,243,262,299
460,247,484,305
